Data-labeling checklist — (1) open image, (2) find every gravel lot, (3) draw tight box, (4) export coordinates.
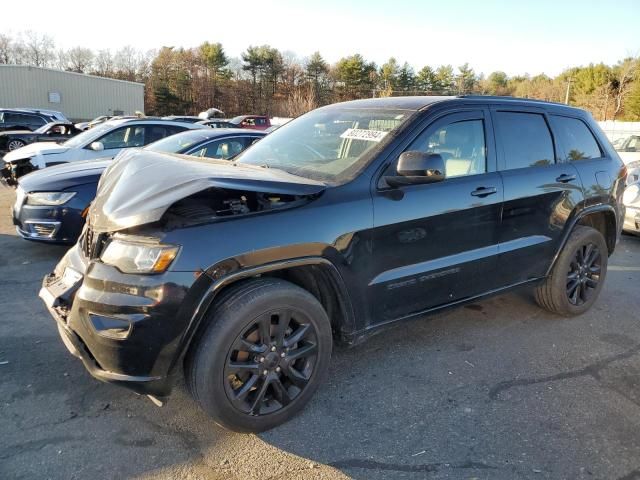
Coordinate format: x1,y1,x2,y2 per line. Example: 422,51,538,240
1,185,640,480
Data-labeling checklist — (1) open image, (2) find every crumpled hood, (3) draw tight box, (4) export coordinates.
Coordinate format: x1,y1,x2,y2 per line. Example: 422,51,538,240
3,142,70,162
89,149,326,232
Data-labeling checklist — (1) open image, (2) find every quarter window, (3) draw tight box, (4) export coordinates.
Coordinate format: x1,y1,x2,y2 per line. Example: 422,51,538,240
407,119,486,178
549,115,602,161
495,112,554,170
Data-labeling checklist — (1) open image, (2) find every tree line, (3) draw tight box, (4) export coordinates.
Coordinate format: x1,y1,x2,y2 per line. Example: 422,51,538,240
1,30,639,120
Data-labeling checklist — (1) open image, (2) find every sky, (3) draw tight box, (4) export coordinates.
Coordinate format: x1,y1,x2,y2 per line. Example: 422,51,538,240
1,0,639,76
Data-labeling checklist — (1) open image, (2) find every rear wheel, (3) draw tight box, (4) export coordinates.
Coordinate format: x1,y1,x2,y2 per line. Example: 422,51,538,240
535,225,608,316
7,139,26,151
186,278,332,432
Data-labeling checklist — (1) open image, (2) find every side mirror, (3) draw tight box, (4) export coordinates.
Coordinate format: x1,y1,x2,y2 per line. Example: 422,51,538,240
90,141,104,151
385,151,445,187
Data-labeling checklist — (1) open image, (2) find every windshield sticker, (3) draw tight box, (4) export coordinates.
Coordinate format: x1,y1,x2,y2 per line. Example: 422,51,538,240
340,128,388,142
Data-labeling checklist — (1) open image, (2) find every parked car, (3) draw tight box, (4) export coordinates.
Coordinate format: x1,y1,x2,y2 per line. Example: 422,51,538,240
0,108,64,132
623,160,640,235
1,118,205,185
614,135,640,165
14,129,266,243
229,115,271,130
197,119,236,129
75,115,114,131
40,96,625,432
0,122,82,153
162,115,203,123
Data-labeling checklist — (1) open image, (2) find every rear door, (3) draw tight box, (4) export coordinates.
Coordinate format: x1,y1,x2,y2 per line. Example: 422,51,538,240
370,109,504,322
492,107,584,285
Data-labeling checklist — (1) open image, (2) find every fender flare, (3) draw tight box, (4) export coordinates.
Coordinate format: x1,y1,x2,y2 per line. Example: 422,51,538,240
171,256,357,373
545,203,618,276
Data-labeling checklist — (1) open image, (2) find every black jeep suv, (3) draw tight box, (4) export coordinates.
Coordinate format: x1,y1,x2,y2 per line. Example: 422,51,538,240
40,96,626,432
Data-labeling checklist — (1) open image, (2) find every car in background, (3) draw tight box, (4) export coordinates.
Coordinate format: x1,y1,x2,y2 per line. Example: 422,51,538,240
613,135,640,165
229,115,271,130
13,128,266,243
197,119,236,129
623,160,640,236
0,108,64,132
0,122,82,153
1,118,205,185
75,115,113,131
162,115,203,123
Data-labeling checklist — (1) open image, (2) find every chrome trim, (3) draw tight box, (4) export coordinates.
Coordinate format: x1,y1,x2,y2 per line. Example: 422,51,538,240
21,220,61,239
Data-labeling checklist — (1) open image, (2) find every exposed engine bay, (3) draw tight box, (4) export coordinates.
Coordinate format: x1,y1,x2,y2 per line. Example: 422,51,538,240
162,188,313,229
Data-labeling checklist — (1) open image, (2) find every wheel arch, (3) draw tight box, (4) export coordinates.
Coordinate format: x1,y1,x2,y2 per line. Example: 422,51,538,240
546,204,618,276
173,257,357,375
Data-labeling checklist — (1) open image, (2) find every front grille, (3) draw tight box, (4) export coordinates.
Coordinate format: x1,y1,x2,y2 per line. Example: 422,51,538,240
31,223,56,237
81,227,106,259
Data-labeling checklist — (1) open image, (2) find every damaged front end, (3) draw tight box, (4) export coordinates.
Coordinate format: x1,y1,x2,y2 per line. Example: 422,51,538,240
1,158,36,187
39,149,326,397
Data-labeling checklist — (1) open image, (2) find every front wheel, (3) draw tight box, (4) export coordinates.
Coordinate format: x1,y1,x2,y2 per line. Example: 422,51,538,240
8,139,26,151
535,225,608,316
186,278,332,432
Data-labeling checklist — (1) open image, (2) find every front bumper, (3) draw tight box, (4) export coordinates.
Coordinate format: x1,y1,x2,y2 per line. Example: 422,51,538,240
13,191,86,244
40,242,208,397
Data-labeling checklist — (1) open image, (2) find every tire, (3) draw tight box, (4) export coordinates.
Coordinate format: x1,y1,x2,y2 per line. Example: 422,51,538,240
7,139,26,151
185,278,332,432
535,225,608,316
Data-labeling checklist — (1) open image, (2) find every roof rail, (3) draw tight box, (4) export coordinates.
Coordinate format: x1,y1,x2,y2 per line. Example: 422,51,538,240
457,95,569,107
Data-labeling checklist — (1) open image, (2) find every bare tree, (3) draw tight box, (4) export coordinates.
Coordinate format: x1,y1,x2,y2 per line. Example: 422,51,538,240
94,49,114,76
65,46,94,73
0,34,13,64
22,30,55,67
114,45,141,80
611,58,639,119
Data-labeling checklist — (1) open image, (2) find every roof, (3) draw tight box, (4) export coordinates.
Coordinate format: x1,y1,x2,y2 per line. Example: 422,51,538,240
327,95,583,113
0,64,144,87
171,128,267,140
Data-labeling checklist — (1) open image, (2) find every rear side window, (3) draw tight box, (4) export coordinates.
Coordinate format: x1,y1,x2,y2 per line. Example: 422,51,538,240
549,115,602,161
495,112,554,170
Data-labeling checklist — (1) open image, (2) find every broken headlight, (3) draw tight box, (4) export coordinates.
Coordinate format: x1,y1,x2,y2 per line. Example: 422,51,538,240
100,238,179,274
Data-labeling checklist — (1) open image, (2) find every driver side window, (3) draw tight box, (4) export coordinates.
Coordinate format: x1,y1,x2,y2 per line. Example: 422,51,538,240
408,119,487,178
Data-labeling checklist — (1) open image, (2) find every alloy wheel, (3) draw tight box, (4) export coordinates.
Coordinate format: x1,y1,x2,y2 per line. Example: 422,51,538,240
224,309,318,416
566,242,601,306
8,140,25,151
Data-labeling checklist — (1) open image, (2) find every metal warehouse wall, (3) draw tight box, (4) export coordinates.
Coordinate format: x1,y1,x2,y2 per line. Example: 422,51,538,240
0,65,144,121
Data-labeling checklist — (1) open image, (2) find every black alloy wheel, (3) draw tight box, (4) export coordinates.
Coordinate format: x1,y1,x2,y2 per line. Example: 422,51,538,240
224,308,318,416
566,242,601,306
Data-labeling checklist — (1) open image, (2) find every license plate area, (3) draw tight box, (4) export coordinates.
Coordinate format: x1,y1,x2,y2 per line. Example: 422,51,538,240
39,267,83,309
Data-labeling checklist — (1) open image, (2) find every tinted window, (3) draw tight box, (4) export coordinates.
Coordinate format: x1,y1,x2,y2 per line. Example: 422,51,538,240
407,119,486,178
549,115,602,161
495,112,554,169
97,126,145,149
143,125,186,145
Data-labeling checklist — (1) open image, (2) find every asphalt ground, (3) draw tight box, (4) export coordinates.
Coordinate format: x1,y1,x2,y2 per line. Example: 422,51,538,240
1,185,640,480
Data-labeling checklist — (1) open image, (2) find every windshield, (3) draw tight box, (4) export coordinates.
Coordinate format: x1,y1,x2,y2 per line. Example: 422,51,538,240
235,107,413,184
229,116,246,124
63,122,115,148
34,123,54,134
145,130,214,153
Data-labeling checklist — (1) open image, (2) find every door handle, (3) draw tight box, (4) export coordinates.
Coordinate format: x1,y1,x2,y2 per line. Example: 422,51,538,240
556,173,576,183
470,187,497,197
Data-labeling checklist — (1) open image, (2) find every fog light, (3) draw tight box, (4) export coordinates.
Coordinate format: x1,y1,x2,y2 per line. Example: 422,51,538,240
89,314,132,339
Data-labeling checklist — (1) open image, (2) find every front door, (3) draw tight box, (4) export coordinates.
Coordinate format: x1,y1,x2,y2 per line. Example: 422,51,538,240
370,109,504,323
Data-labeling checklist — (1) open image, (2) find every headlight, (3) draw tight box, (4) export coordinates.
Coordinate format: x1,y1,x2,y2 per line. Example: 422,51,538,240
100,238,179,274
26,191,76,206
